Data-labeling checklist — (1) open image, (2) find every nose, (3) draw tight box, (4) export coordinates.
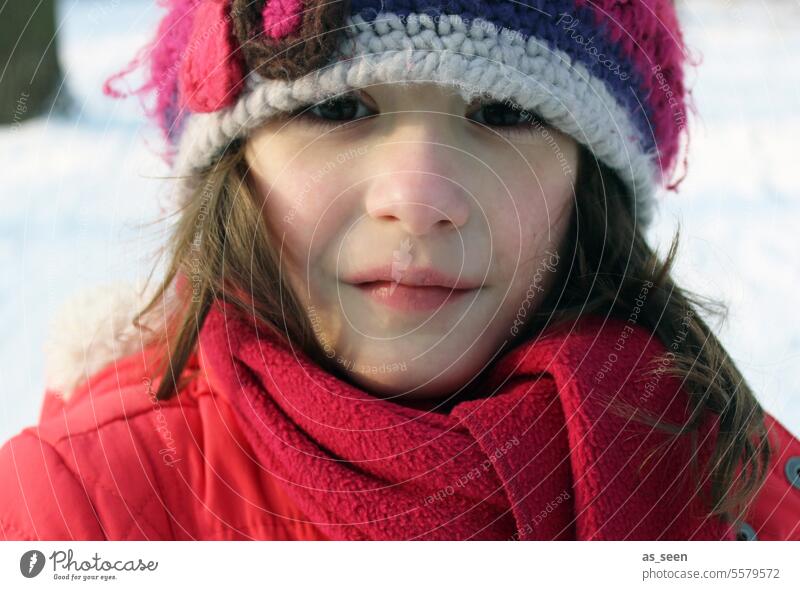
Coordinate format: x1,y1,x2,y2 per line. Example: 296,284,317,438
364,128,471,236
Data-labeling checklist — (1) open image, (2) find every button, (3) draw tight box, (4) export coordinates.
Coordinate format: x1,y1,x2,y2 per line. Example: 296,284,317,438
786,456,800,490
736,521,757,541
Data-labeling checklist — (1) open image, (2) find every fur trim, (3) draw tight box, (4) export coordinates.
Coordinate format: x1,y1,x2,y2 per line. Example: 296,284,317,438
43,280,161,401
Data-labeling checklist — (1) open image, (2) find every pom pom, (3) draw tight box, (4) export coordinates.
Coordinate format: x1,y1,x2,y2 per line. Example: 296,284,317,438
179,0,244,113
262,0,304,39
232,0,349,81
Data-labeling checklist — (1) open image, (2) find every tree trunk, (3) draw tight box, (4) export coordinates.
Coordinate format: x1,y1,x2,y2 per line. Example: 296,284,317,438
0,0,64,125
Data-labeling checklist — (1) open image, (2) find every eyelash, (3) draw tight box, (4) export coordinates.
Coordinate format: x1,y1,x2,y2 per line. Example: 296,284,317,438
287,94,547,138
288,96,376,132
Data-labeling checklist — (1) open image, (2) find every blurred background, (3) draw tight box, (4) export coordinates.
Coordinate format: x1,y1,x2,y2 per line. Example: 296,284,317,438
1,0,798,442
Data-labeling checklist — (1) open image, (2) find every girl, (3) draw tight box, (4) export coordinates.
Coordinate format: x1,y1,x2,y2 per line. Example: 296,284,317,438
1,0,798,541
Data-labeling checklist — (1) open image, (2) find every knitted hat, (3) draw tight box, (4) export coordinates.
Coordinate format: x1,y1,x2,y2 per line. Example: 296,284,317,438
105,0,690,226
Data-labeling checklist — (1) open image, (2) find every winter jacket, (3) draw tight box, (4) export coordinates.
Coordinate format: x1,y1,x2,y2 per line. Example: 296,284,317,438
1,285,798,540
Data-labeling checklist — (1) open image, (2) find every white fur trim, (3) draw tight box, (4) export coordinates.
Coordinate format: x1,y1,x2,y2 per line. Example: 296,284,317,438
173,12,659,225
43,280,161,401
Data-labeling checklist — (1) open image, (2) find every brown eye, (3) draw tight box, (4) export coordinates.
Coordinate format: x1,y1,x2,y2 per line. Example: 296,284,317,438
312,95,360,121
470,102,546,129
309,94,376,122
289,93,377,130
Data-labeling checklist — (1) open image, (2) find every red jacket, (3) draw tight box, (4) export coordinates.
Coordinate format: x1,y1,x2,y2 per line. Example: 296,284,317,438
1,315,798,540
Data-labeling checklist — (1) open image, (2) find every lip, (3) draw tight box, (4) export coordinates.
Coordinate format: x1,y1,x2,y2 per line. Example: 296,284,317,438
343,265,483,312
344,265,482,290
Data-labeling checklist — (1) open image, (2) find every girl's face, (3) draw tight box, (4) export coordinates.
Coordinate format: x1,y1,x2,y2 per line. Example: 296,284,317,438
244,82,578,402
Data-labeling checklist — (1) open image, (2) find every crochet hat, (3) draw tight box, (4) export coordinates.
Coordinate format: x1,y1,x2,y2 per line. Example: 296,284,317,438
105,0,690,226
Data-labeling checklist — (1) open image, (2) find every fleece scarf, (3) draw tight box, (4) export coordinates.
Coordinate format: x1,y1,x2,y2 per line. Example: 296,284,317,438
197,300,733,541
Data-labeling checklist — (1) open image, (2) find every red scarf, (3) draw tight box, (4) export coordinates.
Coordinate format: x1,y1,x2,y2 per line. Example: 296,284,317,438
198,301,733,540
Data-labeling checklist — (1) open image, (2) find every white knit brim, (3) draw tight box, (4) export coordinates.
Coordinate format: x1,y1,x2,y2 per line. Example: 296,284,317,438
173,12,659,226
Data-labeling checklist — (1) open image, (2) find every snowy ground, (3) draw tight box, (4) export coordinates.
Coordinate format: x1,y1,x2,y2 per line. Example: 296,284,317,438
1,0,798,442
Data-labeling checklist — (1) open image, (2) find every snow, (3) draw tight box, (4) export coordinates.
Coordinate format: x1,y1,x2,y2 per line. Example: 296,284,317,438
647,0,800,434
0,0,798,442
0,0,168,441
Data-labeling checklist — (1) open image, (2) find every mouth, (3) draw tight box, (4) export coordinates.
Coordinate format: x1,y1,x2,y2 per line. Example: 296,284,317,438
351,280,478,312
343,266,483,313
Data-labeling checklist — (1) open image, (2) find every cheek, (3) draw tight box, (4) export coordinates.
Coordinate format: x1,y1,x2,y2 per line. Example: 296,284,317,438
490,158,574,279
248,153,353,268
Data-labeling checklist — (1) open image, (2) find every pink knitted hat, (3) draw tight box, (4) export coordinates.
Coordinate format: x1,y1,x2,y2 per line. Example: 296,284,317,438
105,0,691,226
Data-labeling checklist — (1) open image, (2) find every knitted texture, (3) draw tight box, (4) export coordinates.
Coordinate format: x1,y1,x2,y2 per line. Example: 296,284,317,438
197,298,732,540
262,0,304,39
179,0,244,113
105,0,691,226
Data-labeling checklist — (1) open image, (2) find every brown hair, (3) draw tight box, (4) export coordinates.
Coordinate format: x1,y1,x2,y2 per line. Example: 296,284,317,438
133,138,770,527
